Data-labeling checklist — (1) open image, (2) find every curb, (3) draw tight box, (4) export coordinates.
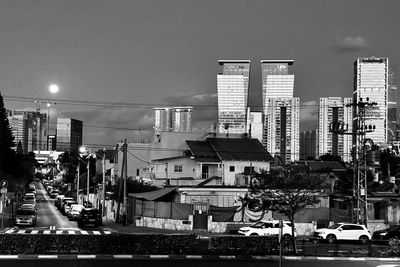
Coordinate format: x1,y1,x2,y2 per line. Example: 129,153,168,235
0,255,399,261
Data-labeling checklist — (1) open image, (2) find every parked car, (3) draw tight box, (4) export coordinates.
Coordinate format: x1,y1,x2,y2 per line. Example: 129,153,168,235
20,203,37,212
49,190,60,199
15,208,37,226
63,200,78,215
60,197,74,212
372,225,400,240
238,220,297,238
77,208,102,227
26,187,36,196
67,204,85,220
54,195,65,209
24,193,35,201
313,222,371,244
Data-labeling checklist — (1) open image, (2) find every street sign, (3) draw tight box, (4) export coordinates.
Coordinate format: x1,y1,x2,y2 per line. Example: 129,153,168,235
0,188,7,194
0,180,7,188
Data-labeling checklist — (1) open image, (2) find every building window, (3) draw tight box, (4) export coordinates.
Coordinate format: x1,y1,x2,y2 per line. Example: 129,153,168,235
244,166,255,175
229,166,235,172
136,169,140,176
174,165,183,173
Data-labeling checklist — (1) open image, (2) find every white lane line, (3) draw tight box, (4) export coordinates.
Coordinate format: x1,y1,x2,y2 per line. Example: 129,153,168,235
38,255,58,259
0,255,18,259
77,255,96,259
317,257,335,260
186,255,203,259
31,230,39,234
17,230,25,234
150,255,169,259
219,256,236,259
5,229,15,234
56,230,63,235
348,257,366,261
93,231,101,235
68,231,76,235
43,230,51,234
113,255,133,259
104,231,111,235
80,231,89,235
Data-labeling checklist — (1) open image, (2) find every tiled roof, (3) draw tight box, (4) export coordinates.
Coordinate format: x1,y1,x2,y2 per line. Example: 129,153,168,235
186,140,219,162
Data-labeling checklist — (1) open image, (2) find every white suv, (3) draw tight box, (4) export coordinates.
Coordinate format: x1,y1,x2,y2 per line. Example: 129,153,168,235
238,220,297,238
313,223,371,244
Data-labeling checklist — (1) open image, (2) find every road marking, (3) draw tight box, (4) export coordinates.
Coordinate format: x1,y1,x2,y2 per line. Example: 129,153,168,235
284,256,302,260
104,231,111,234
56,230,63,235
31,230,39,234
77,255,96,259
38,255,58,259
43,230,51,234
5,229,15,234
81,231,89,235
93,231,101,235
219,256,236,259
150,255,169,259
68,231,75,235
376,265,400,267
113,255,133,259
348,257,366,261
186,255,203,259
0,255,18,259
17,230,25,234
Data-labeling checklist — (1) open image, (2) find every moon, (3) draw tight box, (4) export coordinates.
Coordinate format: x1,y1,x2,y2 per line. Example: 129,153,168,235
49,84,59,94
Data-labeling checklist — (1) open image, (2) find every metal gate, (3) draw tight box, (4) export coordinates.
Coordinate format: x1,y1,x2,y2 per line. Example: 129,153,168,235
193,202,209,230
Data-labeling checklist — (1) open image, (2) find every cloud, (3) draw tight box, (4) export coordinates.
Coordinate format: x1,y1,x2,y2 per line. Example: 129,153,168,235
300,100,318,122
335,36,368,53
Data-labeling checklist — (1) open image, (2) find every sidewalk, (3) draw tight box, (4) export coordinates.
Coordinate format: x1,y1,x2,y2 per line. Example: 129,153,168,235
102,218,215,236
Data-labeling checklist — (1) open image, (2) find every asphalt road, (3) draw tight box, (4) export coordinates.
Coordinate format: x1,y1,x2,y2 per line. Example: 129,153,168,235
0,258,399,267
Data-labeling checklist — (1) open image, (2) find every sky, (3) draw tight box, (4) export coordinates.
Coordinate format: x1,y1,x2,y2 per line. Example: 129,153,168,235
1,0,400,149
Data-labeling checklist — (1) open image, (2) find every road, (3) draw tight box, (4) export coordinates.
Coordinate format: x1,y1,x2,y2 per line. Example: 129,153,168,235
0,257,399,267
7,181,105,233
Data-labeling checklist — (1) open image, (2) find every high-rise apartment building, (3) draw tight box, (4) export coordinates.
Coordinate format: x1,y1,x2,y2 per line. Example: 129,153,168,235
354,57,388,145
247,110,263,142
172,107,193,133
153,107,193,141
300,129,318,160
388,69,398,142
56,118,83,154
217,60,250,135
7,110,47,153
318,97,353,162
261,60,299,163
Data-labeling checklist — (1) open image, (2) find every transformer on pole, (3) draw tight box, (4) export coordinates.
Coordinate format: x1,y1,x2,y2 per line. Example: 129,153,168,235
330,97,377,226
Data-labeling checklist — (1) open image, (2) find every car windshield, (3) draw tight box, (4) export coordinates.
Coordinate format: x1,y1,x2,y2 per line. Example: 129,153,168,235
328,224,341,229
71,205,84,211
82,209,100,215
16,210,35,216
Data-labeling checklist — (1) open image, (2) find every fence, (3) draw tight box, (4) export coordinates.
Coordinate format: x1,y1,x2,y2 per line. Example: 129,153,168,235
133,199,192,220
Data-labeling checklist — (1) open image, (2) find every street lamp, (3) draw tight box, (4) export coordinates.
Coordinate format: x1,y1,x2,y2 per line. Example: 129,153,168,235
46,83,59,150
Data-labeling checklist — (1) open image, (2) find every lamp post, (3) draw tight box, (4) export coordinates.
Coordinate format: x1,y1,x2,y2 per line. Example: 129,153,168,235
76,161,80,204
46,84,59,150
102,148,106,217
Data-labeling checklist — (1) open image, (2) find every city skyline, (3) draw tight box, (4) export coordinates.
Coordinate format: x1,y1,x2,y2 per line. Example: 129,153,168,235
1,0,400,147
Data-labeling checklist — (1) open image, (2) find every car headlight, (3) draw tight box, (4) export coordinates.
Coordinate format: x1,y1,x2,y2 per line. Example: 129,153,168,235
316,232,324,235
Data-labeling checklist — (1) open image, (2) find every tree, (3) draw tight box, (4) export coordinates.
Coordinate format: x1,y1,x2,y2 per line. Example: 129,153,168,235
255,171,328,253
0,91,16,173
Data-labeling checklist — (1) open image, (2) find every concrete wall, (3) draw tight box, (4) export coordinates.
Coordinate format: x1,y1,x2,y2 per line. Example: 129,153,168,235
222,161,270,185
135,215,193,231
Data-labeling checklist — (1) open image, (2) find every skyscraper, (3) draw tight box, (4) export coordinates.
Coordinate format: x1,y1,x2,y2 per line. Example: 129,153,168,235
153,107,173,141
217,60,250,135
172,107,193,133
318,97,353,162
153,107,193,141
354,57,388,145
300,129,318,160
56,118,83,153
261,60,299,163
7,110,47,153
388,68,398,142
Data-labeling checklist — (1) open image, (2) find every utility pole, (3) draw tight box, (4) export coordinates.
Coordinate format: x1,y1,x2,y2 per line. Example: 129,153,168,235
87,157,90,206
77,162,80,205
102,148,106,217
330,97,377,226
123,139,128,225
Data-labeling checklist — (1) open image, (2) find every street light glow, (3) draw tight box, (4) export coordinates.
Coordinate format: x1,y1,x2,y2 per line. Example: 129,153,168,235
49,84,59,94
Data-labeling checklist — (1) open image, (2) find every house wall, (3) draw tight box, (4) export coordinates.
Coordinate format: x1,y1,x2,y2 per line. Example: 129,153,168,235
222,161,270,185
135,215,193,231
177,187,249,207
153,157,198,179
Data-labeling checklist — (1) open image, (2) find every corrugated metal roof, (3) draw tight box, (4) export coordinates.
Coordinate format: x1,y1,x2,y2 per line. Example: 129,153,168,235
128,187,177,201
